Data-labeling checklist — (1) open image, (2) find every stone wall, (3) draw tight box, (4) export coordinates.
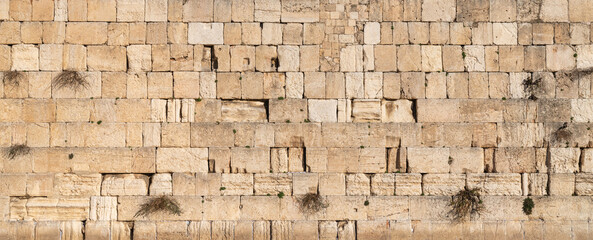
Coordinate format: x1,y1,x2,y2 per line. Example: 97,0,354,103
1,0,593,239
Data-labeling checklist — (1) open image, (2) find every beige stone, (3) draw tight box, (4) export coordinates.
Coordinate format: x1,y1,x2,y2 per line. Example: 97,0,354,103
281,0,319,22
221,101,267,122
188,23,224,45
422,0,455,21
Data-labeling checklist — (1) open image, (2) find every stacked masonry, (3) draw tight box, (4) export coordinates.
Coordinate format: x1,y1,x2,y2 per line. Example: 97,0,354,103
1,0,593,239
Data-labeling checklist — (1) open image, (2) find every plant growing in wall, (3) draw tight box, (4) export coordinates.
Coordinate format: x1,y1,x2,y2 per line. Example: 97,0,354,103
297,193,328,215
5,144,31,160
52,71,89,92
2,71,25,88
134,195,182,218
449,187,484,222
523,197,534,215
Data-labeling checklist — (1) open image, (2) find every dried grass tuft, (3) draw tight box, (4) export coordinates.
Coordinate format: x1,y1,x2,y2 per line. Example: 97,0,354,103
297,193,328,215
134,195,182,218
53,71,89,92
2,71,25,87
449,187,484,222
5,144,31,160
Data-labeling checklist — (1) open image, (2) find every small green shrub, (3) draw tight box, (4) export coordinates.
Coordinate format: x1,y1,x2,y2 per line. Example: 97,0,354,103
523,197,534,215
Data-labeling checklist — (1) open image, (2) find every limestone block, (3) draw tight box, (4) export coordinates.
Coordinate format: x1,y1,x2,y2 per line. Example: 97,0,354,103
195,173,222,196
149,173,172,195
395,173,422,196
231,0,254,22
374,45,397,72
217,72,241,99
460,99,503,122
145,0,167,21
576,45,593,69
230,46,255,71
340,45,363,72
448,147,484,173
101,174,149,196
397,45,421,71
230,148,270,173
262,23,283,45
170,44,193,71
157,148,208,173
62,44,87,71
467,173,522,195
442,45,464,72
254,173,292,195
303,72,325,98
546,45,575,71
255,0,281,22
200,72,216,98
127,45,151,71
221,173,253,195
364,22,380,44
89,196,117,221
173,72,200,99
117,0,145,22
569,0,593,22
352,100,381,123
286,72,304,98
318,173,345,195
497,123,543,147
283,23,302,45
549,173,575,196
11,45,38,71
221,101,267,122
65,23,107,45
39,44,63,71
528,173,548,196
278,45,299,72
540,0,568,22
456,0,489,22
269,99,307,123
575,173,593,195
255,45,278,72
292,173,318,195
494,148,536,173
263,73,286,99
54,173,102,196
417,99,460,122
422,0,455,21
370,174,395,196
308,100,337,122
203,196,241,221
188,23,223,45
191,123,234,147
381,100,414,123
421,45,442,72
407,147,450,173
87,0,116,21
18,197,90,220
300,45,319,72
87,46,126,71
549,148,580,173
281,0,319,22
493,23,517,45
365,72,383,99
422,174,465,195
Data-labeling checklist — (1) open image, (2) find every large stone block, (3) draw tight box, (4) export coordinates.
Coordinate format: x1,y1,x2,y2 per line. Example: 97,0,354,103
221,101,267,122
156,148,208,173
407,147,450,173
281,0,319,22
422,174,465,195
101,174,149,196
467,173,522,195
188,23,223,45
54,173,102,196
422,0,456,21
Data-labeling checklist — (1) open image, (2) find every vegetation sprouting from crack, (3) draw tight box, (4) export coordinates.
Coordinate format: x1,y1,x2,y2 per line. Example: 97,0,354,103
5,144,31,160
53,71,89,92
297,193,328,215
553,122,572,145
449,187,484,222
522,75,541,100
2,71,25,87
134,195,182,218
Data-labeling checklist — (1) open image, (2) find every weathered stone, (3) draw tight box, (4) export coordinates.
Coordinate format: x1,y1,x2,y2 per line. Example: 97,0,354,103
101,174,149,196
467,173,522,195
188,23,223,45
422,174,465,195
221,101,267,122
157,148,208,173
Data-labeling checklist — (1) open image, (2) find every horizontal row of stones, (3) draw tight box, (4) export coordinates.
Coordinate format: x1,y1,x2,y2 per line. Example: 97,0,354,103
2,43,593,72
1,145,593,173
3,98,593,124
3,195,593,221
2,71,593,100
1,171,592,197
3,219,592,240
1,219,592,240
2,0,593,23
3,21,593,46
